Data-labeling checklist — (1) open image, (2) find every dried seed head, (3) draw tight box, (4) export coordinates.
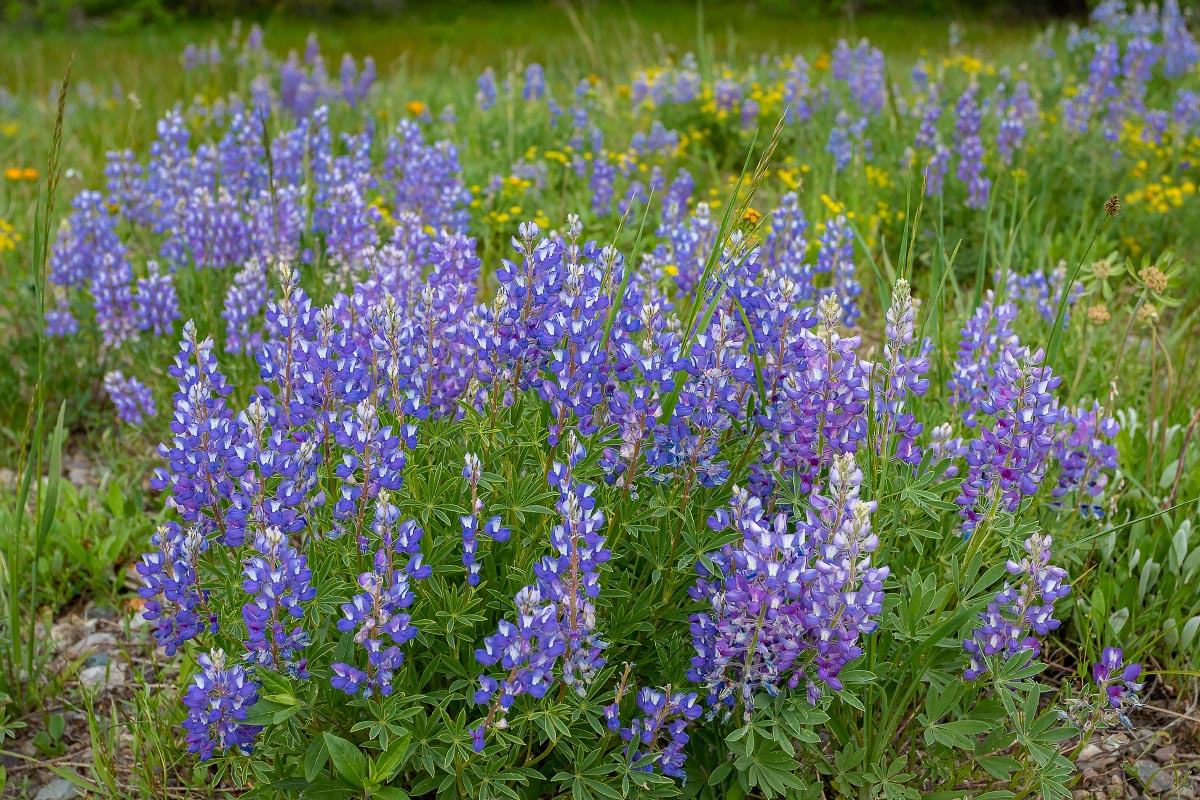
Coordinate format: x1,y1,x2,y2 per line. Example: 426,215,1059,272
1138,265,1168,293
1091,258,1114,281
1104,194,1121,217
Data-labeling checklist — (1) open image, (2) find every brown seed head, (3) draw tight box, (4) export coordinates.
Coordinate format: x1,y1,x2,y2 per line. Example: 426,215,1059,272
1138,265,1168,293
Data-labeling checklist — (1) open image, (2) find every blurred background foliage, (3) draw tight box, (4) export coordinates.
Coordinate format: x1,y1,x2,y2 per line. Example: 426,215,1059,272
2,0,1170,30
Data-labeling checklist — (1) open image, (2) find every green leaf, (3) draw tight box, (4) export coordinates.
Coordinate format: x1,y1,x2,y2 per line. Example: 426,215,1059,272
708,762,733,787
304,735,329,783
927,719,990,750
323,732,367,789
976,756,1022,780
242,698,291,727
371,731,412,784
374,788,410,800
300,780,353,800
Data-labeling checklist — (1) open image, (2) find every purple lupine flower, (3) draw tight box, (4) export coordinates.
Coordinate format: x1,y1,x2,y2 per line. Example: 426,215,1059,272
782,55,812,123
134,261,180,337
826,112,872,172
741,98,760,129
104,370,156,425
477,67,498,110
646,306,751,490
998,263,1082,326
914,84,942,150
137,522,212,655
997,104,1025,165
471,585,564,749
1062,40,1121,134
537,444,610,692
152,320,246,546
618,687,702,779
181,649,261,760
816,216,860,327
223,258,271,356
763,192,814,300
331,510,428,697
826,120,853,172
339,54,358,106
1163,0,1200,78
770,295,868,495
948,292,1021,427
357,57,377,105
673,53,701,104
954,84,990,209
473,448,609,745
323,182,381,283
1053,402,1120,516
689,454,886,719
924,143,951,197
589,155,616,217
832,39,887,116
928,422,965,478
381,120,473,233
90,250,139,349
332,399,408,535
45,288,78,337
963,534,1069,680
660,168,694,227
538,233,618,446
863,279,930,464
713,78,743,113
955,347,1062,535
242,526,314,677
1093,647,1143,720
460,453,511,586
523,63,545,101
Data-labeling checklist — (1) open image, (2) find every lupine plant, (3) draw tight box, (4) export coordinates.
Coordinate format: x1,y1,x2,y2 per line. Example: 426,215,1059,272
6,3,1198,799
120,194,1139,795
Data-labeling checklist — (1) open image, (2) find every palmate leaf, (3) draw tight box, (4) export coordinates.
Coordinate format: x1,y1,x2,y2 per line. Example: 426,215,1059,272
733,738,807,798
322,732,367,788
553,759,624,800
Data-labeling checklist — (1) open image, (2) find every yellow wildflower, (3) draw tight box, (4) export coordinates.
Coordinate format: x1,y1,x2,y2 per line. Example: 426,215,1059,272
0,219,21,251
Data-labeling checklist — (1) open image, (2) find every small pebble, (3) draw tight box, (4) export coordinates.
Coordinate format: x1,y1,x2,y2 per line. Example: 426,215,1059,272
1154,746,1178,764
68,632,118,660
83,653,111,668
1135,759,1176,796
84,605,118,622
33,778,79,800
79,661,125,690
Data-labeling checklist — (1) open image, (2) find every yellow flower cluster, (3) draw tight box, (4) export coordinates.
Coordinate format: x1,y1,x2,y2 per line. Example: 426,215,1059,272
1125,175,1196,214
942,53,995,76
4,166,38,182
0,219,21,252
864,165,891,189
820,194,852,217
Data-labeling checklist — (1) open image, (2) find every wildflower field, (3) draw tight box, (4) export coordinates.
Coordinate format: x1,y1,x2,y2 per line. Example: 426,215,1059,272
1,2,1199,798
